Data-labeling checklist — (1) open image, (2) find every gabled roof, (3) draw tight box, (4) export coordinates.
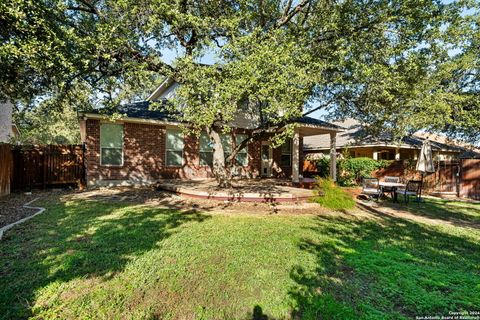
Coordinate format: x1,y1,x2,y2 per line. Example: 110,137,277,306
84,101,179,123
112,101,177,121
84,102,342,132
295,116,344,131
304,118,474,153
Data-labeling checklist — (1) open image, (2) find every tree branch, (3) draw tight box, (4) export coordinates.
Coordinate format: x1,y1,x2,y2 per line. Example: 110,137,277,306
66,6,96,14
276,0,310,28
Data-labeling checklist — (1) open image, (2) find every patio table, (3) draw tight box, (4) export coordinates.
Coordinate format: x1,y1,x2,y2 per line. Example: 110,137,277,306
378,181,406,202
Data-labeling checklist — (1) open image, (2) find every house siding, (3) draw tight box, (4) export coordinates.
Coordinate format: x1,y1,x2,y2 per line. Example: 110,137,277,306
85,120,166,185
85,119,268,186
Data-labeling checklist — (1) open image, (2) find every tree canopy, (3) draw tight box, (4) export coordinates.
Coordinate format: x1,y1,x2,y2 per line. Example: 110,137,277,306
1,0,479,182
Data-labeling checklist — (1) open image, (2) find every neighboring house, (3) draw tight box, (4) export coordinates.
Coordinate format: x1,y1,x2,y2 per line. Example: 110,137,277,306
304,119,476,161
0,100,15,143
80,80,343,187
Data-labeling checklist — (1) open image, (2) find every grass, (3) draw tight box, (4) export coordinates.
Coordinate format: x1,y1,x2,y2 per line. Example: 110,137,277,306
0,196,479,319
404,197,480,225
312,178,356,210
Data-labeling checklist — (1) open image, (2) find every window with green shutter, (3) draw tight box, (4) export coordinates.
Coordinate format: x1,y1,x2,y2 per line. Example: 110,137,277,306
235,134,248,166
220,134,232,161
166,128,184,166
100,123,123,166
199,132,213,166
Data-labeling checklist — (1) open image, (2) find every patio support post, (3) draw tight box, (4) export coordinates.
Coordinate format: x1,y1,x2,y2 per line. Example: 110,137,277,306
292,129,300,183
329,132,337,181
395,148,401,161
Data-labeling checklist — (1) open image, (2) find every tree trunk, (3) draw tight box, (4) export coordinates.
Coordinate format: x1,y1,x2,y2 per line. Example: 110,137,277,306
208,127,232,188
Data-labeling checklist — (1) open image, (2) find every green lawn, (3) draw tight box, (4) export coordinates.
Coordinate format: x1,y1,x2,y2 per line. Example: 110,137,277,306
1,196,479,319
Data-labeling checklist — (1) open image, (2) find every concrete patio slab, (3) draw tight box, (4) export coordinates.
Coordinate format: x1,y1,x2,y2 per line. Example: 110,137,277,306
155,179,315,202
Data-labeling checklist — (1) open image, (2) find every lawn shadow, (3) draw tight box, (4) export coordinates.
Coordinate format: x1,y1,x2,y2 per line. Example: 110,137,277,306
0,197,210,318
379,197,480,228
289,212,480,319
244,305,275,320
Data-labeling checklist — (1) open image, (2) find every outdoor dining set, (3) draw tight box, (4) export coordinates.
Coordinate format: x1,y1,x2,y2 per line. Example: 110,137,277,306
362,176,423,203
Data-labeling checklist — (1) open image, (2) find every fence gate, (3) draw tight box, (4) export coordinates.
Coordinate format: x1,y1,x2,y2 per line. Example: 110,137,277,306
460,159,480,200
11,144,85,190
432,160,460,195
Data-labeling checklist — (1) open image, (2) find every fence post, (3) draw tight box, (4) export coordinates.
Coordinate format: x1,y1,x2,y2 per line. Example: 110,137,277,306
82,143,87,189
43,146,47,189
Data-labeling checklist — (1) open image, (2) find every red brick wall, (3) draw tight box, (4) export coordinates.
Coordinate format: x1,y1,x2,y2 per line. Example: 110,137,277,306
85,120,263,185
161,133,215,179
85,120,166,185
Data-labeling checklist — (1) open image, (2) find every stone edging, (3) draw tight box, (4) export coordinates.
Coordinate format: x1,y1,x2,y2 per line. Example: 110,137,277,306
0,198,45,240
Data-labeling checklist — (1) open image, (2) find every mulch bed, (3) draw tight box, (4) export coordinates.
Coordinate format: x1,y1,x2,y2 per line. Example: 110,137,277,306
0,189,73,229
0,192,39,229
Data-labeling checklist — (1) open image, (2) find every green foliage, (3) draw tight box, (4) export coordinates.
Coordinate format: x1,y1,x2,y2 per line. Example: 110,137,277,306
1,0,479,145
312,178,356,210
1,197,480,318
13,102,80,145
314,155,331,178
338,157,390,186
309,156,390,186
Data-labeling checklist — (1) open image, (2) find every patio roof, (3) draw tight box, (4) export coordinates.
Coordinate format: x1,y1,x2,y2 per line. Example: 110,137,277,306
294,116,344,136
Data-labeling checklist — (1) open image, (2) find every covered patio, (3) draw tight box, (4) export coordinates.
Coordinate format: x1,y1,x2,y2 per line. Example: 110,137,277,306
259,117,344,184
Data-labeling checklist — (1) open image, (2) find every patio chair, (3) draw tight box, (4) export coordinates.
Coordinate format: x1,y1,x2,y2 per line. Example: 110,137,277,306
381,176,400,199
361,178,381,200
395,180,422,204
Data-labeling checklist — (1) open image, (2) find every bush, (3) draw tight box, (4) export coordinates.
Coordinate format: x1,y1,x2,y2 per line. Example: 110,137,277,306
315,156,331,178
338,157,390,186
312,178,355,210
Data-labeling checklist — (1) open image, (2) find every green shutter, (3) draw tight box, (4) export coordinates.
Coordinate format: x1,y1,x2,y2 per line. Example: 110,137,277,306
235,134,248,166
220,134,233,154
199,133,213,152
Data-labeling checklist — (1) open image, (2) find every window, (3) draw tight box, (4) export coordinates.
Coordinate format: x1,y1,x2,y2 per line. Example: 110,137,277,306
198,132,248,167
235,134,248,166
221,134,233,162
280,139,292,167
378,150,395,160
100,123,123,166
166,128,184,166
199,132,213,166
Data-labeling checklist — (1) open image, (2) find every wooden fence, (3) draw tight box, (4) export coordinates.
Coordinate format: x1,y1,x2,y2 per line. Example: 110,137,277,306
0,143,12,196
11,144,85,190
460,159,480,200
303,157,480,200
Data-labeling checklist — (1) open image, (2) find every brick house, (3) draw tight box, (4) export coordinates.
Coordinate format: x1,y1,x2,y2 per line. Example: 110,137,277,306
304,118,473,161
80,80,343,187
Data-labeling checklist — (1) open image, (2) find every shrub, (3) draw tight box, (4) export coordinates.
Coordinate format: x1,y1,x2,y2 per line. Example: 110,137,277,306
312,178,355,210
338,157,390,186
315,156,331,178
